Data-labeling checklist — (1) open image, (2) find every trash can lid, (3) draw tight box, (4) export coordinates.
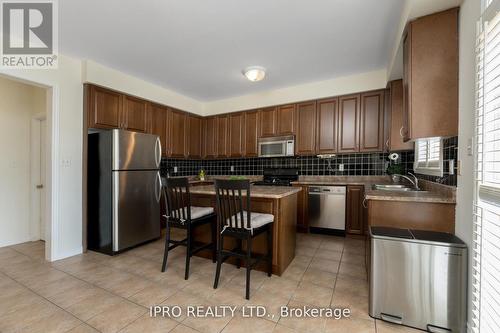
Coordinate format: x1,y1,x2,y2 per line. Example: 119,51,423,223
410,229,466,246
370,226,413,239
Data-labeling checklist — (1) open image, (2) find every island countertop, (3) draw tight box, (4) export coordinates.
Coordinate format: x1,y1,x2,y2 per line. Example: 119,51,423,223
189,184,302,199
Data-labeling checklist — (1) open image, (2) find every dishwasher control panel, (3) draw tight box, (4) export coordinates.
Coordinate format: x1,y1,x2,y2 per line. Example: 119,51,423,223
309,186,346,194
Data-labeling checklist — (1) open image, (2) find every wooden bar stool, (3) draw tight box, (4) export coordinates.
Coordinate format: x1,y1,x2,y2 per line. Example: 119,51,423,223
161,177,216,280
213,179,274,300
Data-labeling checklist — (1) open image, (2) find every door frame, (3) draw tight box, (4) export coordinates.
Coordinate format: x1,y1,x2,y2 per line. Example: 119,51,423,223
0,73,59,262
30,113,47,241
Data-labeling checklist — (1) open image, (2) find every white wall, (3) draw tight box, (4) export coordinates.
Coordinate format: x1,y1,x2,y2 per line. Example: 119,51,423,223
0,77,46,247
456,0,480,327
203,70,387,115
0,54,84,260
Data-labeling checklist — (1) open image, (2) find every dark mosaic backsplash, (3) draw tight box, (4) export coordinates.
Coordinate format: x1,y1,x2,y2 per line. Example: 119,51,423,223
413,136,458,187
161,151,415,178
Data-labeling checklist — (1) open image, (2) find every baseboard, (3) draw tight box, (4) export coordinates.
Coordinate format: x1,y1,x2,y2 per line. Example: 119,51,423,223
50,246,83,262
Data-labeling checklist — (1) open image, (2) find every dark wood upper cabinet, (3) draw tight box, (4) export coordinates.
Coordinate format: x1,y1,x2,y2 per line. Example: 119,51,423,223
204,116,218,158
277,104,296,135
316,98,338,154
389,80,414,151
337,94,360,153
122,95,148,132
259,107,277,137
88,85,122,129
403,7,458,141
346,185,364,235
168,108,187,158
359,91,384,152
244,110,259,157
148,103,168,157
295,101,317,155
216,115,228,158
187,115,203,158
228,113,245,157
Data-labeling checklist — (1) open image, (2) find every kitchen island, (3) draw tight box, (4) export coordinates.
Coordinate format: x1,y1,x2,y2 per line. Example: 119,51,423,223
188,184,301,275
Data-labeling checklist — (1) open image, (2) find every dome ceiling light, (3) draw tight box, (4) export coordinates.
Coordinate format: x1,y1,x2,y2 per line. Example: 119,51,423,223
243,66,266,82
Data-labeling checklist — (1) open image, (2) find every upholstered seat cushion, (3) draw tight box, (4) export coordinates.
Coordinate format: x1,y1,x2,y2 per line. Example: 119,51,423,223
225,211,274,230
168,206,214,220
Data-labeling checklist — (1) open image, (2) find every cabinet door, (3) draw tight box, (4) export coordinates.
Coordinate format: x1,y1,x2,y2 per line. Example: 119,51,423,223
88,85,122,129
187,115,203,158
389,80,414,150
360,91,384,152
295,185,309,233
148,103,168,157
217,115,228,158
316,98,338,154
402,30,411,142
277,104,296,135
295,101,317,155
123,95,148,132
338,94,360,153
346,185,364,235
244,110,259,157
204,117,218,158
259,107,277,137
169,109,187,158
229,113,245,157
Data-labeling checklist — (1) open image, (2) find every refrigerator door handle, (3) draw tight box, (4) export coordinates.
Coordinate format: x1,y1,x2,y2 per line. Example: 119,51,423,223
155,172,161,202
154,137,161,168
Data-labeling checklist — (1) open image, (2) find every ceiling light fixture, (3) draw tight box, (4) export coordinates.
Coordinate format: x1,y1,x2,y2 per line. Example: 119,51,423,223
243,66,266,82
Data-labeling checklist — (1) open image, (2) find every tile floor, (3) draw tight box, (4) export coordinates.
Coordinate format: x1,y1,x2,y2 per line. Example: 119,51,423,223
0,232,421,333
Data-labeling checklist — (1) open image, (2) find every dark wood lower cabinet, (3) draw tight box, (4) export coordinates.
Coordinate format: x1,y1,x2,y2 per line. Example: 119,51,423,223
346,185,364,234
294,185,309,233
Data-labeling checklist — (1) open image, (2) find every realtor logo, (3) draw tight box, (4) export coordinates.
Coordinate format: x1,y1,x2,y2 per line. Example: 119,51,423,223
1,0,58,68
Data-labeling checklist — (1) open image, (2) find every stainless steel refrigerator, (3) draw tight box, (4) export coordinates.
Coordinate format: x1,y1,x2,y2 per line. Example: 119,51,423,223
88,129,162,254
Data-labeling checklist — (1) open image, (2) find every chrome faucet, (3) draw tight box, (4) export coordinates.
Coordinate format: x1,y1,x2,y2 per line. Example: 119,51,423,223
394,173,420,190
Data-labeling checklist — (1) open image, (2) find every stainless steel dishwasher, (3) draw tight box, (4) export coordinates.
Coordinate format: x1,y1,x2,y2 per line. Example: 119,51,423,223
308,186,346,235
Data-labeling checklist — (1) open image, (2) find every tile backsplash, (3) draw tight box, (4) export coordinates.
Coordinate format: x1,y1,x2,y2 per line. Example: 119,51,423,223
161,136,459,187
161,151,415,178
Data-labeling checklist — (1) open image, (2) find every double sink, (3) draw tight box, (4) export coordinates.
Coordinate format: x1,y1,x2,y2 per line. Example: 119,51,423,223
372,184,427,192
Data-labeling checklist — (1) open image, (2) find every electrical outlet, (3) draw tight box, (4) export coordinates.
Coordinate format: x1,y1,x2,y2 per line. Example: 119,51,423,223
231,166,234,172
339,164,344,171
173,166,178,173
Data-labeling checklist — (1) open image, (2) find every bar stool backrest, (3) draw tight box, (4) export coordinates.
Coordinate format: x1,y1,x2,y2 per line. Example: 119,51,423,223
163,177,191,222
214,179,252,231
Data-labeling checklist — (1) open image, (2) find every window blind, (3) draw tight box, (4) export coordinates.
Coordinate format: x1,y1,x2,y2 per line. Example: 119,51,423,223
473,1,500,332
414,138,443,176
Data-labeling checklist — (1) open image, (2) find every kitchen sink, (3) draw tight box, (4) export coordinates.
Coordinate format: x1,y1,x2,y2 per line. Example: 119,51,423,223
372,184,427,192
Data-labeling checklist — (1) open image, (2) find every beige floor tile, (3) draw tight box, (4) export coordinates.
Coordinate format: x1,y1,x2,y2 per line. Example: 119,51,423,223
259,276,299,299
309,257,340,274
66,289,123,321
292,281,334,307
47,284,102,309
314,249,343,262
182,277,218,299
228,267,270,291
334,276,369,297
170,324,199,333
181,310,233,333
119,313,179,333
34,274,89,298
301,267,336,289
337,262,367,280
128,282,178,308
331,292,370,320
0,287,43,316
319,241,344,252
290,255,313,266
343,245,365,255
375,319,422,333
161,290,213,322
247,289,291,323
20,309,82,333
323,317,375,333
277,300,327,333
272,323,298,332
67,323,101,333
157,267,200,290
281,261,308,281
222,316,276,333
296,238,321,249
0,297,59,332
340,252,366,265
211,284,251,307
86,299,147,333
98,273,154,298
295,245,317,257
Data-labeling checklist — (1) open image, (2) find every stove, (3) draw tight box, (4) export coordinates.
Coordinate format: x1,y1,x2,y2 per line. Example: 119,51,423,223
253,168,299,187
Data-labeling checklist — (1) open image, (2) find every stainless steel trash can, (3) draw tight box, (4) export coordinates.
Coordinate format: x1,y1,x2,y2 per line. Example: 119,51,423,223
369,227,467,333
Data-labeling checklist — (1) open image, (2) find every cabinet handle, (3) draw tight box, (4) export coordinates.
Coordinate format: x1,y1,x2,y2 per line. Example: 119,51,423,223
385,139,389,149
362,198,368,208
399,126,404,138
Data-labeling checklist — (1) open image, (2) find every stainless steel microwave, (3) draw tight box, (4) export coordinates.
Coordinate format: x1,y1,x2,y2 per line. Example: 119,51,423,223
258,135,295,157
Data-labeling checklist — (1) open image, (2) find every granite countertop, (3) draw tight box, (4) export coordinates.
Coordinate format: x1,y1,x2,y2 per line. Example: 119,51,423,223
189,184,302,199
292,176,456,204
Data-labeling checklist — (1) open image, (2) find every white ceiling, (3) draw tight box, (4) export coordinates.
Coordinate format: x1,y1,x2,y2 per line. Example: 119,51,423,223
60,0,405,101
